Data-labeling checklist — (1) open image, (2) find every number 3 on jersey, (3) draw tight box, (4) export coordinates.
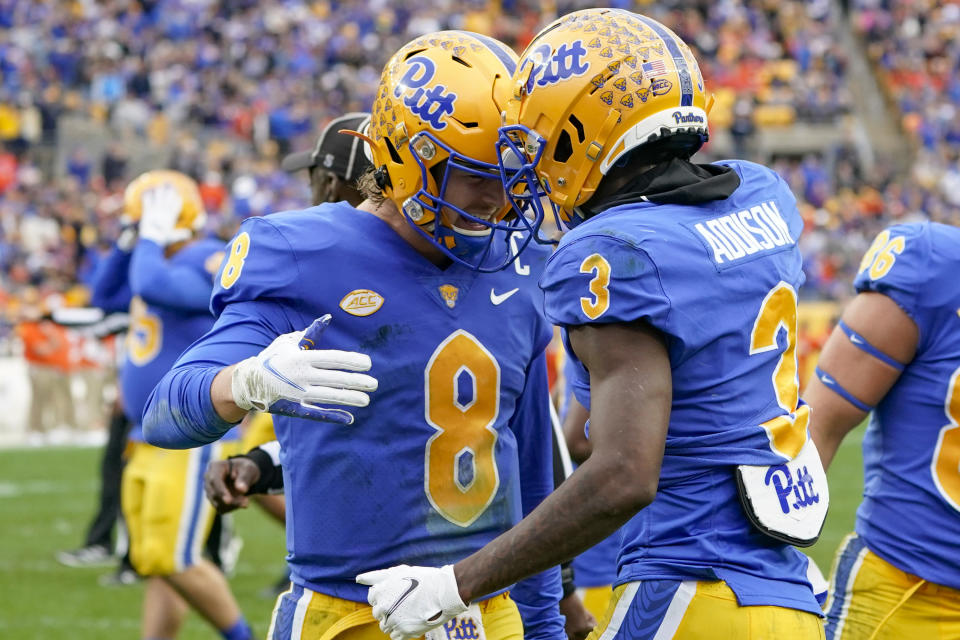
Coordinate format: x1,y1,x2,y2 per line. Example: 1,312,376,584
580,253,611,319
425,330,501,527
220,232,250,289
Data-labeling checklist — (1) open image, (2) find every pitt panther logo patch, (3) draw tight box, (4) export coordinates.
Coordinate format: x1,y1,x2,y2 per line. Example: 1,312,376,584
339,289,385,317
438,284,459,309
394,56,457,130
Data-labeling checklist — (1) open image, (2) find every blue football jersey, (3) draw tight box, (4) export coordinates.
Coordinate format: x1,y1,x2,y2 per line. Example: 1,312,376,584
153,203,563,634
853,222,960,589
541,160,821,615
122,238,225,440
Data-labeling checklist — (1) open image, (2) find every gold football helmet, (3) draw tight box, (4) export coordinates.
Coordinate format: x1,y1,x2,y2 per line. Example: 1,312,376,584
122,170,206,234
499,9,711,228
365,31,537,271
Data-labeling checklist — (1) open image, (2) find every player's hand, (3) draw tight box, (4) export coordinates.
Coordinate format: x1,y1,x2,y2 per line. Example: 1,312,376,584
139,183,189,246
231,315,377,424
204,457,260,513
357,564,467,640
559,592,597,640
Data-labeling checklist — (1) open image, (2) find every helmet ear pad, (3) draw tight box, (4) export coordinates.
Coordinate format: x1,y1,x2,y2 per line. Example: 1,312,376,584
373,166,392,190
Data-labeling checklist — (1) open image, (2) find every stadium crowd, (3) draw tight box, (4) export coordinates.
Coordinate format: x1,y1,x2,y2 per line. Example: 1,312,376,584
0,0,956,423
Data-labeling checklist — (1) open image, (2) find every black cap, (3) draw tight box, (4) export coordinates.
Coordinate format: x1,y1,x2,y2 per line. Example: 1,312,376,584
281,112,373,181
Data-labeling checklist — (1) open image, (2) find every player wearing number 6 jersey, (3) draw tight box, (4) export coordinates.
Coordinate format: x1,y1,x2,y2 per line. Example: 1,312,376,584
142,31,563,640
361,10,826,640
804,222,960,640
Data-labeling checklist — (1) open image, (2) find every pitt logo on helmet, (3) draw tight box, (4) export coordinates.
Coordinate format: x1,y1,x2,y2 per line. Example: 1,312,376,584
521,41,590,93
339,289,385,317
394,56,457,130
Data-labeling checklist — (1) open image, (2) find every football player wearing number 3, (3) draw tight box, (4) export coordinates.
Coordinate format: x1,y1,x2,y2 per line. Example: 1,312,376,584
804,222,960,640
143,31,564,640
361,9,828,640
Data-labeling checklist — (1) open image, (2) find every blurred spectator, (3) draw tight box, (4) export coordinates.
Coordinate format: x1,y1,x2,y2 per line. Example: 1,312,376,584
17,304,75,439
100,143,128,189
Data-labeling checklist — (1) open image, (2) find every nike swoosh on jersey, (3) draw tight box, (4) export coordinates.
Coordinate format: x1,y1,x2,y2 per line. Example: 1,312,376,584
263,357,305,392
490,287,520,305
850,334,864,344
386,578,420,618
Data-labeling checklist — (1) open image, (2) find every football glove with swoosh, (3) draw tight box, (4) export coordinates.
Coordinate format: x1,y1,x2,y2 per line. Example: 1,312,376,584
357,564,467,640
231,315,377,424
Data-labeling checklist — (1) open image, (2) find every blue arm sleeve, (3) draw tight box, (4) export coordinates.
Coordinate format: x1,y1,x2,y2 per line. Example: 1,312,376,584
129,239,213,312
89,246,133,312
508,354,565,640
142,299,298,448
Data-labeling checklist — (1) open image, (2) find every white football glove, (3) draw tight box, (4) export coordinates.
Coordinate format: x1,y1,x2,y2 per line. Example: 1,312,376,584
231,316,377,424
357,564,467,640
139,183,191,246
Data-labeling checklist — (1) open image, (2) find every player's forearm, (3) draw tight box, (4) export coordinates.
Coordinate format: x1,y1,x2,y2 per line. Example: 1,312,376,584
804,377,866,470
453,455,649,603
142,365,238,448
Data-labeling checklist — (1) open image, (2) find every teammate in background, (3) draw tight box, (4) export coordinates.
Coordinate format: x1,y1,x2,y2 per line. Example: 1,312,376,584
362,10,827,640
119,171,253,640
143,32,563,640
804,222,960,639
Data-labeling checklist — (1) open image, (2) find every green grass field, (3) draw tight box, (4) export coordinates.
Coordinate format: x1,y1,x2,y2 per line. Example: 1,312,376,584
0,434,865,639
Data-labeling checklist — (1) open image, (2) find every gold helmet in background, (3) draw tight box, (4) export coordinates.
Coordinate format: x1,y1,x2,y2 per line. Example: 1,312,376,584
122,170,206,233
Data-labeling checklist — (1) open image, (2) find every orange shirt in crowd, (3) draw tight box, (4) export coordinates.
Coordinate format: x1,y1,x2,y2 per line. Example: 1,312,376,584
18,320,72,371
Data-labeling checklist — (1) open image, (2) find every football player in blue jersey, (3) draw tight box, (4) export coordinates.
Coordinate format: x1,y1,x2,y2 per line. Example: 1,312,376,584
805,222,960,640
361,9,828,640
119,171,253,640
142,32,564,640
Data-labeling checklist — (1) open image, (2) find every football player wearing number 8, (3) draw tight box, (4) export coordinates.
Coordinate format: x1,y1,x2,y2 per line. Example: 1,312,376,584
804,222,960,640
361,9,829,640
143,31,564,640
119,171,255,640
